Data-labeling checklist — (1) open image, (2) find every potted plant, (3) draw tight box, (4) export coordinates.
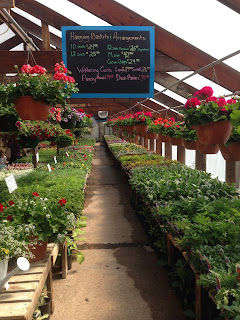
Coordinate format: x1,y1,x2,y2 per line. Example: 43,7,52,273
183,86,240,145
220,126,240,161
56,130,74,148
0,219,36,287
0,62,79,121
60,106,80,129
154,117,176,143
1,193,76,262
180,123,198,150
146,122,159,140
132,111,153,134
165,121,184,146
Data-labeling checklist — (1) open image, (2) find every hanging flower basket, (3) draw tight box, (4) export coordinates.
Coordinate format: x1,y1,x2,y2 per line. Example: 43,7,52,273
220,142,240,161
183,140,198,150
14,96,51,121
126,125,136,135
60,118,77,129
135,124,149,135
146,132,159,140
158,133,170,143
20,136,39,148
197,141,220,154
195,120,232,145
169,137,184,146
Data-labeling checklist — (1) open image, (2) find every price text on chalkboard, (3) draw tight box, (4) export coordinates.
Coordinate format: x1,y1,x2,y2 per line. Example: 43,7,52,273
62,26,155,98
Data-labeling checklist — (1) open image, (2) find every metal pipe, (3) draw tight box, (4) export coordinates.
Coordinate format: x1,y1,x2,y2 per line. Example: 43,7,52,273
0,8,39,51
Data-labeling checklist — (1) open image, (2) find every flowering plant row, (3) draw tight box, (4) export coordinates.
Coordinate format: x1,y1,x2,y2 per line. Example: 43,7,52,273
107,111,152,127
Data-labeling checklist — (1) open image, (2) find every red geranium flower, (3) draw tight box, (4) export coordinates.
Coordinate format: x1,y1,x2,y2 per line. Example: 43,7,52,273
32,192,40,196
8,200,15,206
58,198,67,206
0,203,4,212
6,215,12,221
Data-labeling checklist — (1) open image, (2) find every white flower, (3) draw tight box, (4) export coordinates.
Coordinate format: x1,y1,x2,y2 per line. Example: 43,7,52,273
44,198,48,201
43,207,47,211
46,214,50,219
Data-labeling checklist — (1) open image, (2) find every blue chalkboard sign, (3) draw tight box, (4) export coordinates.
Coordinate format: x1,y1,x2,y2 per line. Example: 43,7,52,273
62,26,155,98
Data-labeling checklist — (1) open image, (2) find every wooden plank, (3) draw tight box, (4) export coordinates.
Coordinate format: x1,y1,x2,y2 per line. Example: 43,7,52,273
41,21,51,51
46,257,54,313
0,292,33,303
8,273,42,283
0,282,37,293
60,240,68,279
0,35,22,50
195,274,202,320
155,52,191,72
0,51,62,73
0,0,15,8
0,302,29,319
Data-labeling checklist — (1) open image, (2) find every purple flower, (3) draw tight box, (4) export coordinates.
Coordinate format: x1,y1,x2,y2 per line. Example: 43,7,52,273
64,118,68,122
68,114,72,119
16,121,21,128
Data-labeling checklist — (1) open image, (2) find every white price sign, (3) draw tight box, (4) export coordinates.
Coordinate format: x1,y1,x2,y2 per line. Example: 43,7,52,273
65,152,69,157
5,174,18,193
47,163,52,172
36,152,39,163
53,156,57,164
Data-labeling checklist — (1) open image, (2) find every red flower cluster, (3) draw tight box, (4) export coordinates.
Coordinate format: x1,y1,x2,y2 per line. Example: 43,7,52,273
58,198,67,206
184,98,201,109
32,192,40,196
194,86,213,99
53,61,75,83
21,64,46,75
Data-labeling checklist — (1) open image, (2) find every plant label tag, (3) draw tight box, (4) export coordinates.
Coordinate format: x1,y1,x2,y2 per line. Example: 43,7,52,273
148,152,152,157
36,152,39,163
53,156,57,164
66,152,69,157
47,163,52,172
5,174,18,193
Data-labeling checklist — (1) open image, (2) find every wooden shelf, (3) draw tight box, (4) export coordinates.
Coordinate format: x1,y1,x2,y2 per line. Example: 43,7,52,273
0,243,60,320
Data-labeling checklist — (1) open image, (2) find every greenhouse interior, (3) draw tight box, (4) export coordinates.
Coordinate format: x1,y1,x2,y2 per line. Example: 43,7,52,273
0,0,240,319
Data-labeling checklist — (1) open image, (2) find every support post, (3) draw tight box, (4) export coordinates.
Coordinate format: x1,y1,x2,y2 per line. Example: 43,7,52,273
46,256,54,313
226,161,240,187
177,145,185,164
41,21,51,51
149,139,155,151
165,142,172,160
195,150,206,171
144,136,148,149
32,146,38,168
156,137,162,155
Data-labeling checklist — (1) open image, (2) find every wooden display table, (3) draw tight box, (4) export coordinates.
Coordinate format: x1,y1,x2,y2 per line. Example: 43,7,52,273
0,243,61,320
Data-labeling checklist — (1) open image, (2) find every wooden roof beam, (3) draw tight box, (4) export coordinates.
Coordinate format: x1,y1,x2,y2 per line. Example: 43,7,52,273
217,0,240,14
11,11,62,48
15,0,78,31
155,52,191,72
68,0,240,93
155,72,196,99
0,34,22,50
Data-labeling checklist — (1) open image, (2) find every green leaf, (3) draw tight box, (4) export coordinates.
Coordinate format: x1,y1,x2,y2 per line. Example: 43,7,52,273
76,252,85,264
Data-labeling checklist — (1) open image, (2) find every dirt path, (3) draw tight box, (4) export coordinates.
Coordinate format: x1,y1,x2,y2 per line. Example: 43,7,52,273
51,143,184,320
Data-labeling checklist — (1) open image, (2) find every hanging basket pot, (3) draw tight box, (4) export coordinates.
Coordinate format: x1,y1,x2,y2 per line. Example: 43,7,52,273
20,136,39,148
183,140,198,150
135,124,149,135
14,96,51,121
220,142,240,161
60,118,77,129
158,133,170,143
169,137,184,146
146,132,159,140
196,120,232,145
126,125,136,135
197,141,220,154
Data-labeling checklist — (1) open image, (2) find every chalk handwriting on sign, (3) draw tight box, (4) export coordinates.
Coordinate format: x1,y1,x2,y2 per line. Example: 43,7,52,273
5,174,18,193
53,156,57,164
47,163,52,172
62,26,155,98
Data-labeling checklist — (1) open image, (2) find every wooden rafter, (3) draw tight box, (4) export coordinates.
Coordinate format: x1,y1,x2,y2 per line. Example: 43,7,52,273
217,0,240,14
155,72,196,99
153,89,183,109
0,34,22,50
15,0,78,30
0,0,15,9
155,52,191,72
68,0,240,93
11,11,62,48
